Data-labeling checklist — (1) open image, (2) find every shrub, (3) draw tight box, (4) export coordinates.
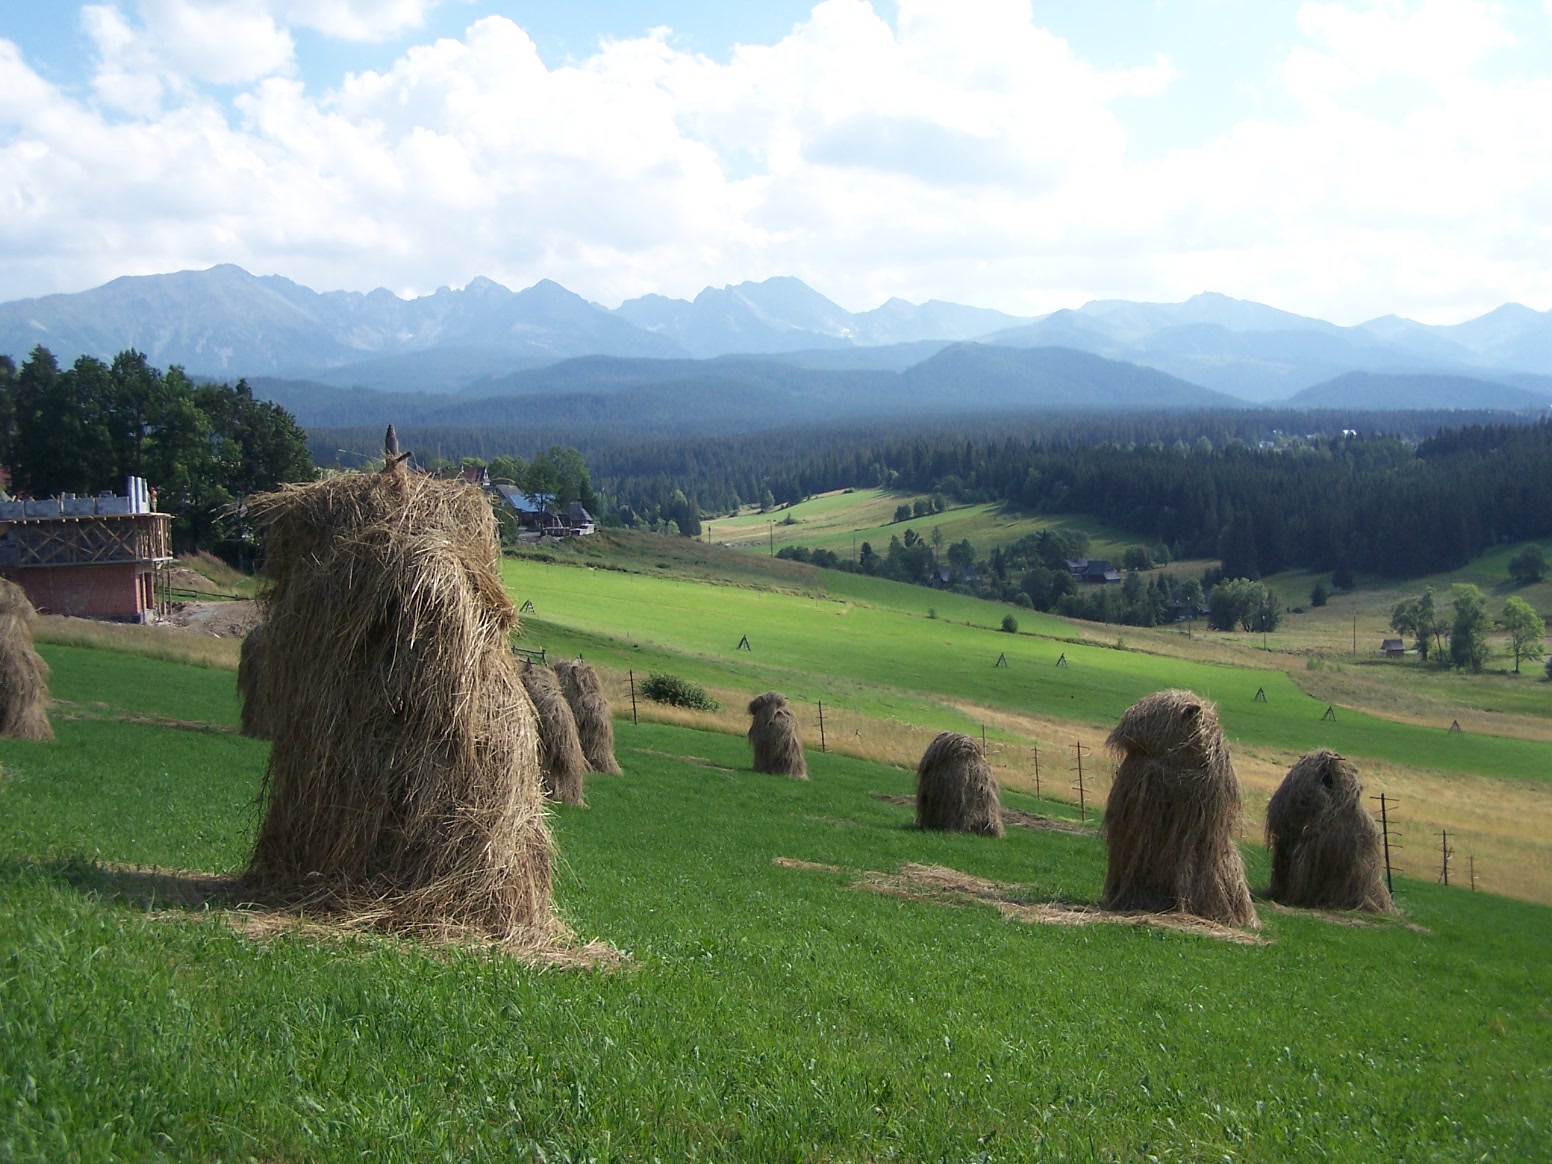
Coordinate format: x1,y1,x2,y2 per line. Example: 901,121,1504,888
640,673,720,711
1310,581,1328,607
1001,614,1019,634
1508,544,1548,586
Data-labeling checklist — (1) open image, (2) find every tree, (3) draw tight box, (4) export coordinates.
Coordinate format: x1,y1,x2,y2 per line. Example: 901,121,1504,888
1508,544,1548,586
1501,596,1546,674
1121,545,1154,571
1448,583,1490,673
1001,614,1018,634
893,504,912,523
1310,580,1328,607
488,455,526,483
1332,559,1355,591
1208,578,1280,633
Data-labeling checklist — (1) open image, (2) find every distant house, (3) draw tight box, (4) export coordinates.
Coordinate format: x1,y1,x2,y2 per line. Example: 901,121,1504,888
563,501,596,536
490,486,594,537
1380,638,1406,658
460,465,490,487
1063,557,1120,583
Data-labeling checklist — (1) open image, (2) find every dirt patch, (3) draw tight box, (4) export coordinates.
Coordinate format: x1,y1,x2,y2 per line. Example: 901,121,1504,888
161,599,259,638
52,700,236,735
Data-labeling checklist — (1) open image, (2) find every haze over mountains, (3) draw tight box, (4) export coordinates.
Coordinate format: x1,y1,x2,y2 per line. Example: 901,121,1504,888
3,265,1551,426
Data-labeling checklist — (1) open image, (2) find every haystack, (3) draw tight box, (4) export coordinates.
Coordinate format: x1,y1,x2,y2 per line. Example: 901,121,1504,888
747,691,807,779
1102,690,1256,926
0,579,52,741
242,458,555,944
236,623,270,740
554,659,621,774
521,662,588,805
1266,750,1393,912
916,732,1003,837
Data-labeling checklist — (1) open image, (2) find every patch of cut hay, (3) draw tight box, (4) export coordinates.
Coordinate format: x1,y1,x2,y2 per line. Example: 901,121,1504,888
774,860,1266,945
236,624,270,740
868,791,1092,835
554,659,621,774
1103,690,1257,927
772,857,844,874
747,691,807,779
0,578,53,741
521,663,588,805
1266,750,1394,912
242,465,558,948
914,733,1004,837
626,747,736,772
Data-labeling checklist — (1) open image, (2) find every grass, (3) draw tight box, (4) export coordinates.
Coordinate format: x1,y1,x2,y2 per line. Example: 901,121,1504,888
2,650,1550,1161
707,488,1139,561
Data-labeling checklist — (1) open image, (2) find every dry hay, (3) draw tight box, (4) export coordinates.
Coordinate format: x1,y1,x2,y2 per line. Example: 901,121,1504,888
521,662,588,805
1103,690,1257,927
774,859,1266,945
915,732,1004,838
0,578,52,741
747,691,807,779
554,659,621,774
1266,750,1394,912
241,462,557,947
868,791,1091,835
236,623,270,739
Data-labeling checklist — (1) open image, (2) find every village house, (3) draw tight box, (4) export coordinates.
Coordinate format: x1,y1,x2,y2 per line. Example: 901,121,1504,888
1064,557,1122,584
490,485,594,538
0,478,172,622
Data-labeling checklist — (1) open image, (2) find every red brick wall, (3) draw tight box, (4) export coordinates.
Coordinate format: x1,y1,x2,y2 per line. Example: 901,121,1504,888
1,563,150,620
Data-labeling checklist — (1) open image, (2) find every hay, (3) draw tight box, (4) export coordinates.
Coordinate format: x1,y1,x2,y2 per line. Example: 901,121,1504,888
1266,750,1394,912
747,691,807,779
1102,690,1256,926
554,659,621,774
915,732,1004,837
0,578,52,741
241,463,556,945
236,624,270,739
521,662,588,805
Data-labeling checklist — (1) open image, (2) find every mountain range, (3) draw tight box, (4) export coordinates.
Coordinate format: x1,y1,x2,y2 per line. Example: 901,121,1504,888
2,265,1551,414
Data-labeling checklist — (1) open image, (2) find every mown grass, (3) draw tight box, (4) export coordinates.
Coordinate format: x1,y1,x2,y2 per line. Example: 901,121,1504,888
1,650,1549,1161
502,557,1551,785
708,487,1137,561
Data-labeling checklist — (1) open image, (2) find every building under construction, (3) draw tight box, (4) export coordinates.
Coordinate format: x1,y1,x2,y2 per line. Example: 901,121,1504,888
0,478,173,622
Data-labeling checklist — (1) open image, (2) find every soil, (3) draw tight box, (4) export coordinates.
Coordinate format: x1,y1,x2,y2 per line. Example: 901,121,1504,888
160,599,259,638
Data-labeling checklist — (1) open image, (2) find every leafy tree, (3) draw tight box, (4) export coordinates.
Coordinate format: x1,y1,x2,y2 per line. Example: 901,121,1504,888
893,504,911,523
1501,596,1546,674
1448,583,1490,673
760,490,775,512
947,539,975,569
1508,544,1548,585
1208,578,1281,633
488,454,526,483
1000,614,1018,633
1310,580,1328,607
930,525,945,550
1121,545,1154,571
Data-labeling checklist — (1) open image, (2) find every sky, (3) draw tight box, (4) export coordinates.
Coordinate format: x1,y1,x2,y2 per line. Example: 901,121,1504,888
1,0,1551,323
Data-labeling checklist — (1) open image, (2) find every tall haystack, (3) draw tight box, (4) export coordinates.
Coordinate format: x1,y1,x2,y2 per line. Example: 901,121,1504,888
554,659,621,774
236,624,270,740
1103,690,1256,926
747,691,807,779
242,456,555,944
916,732,1003,837
521,662,588,805
0,578,52,742
1266,750,1393,912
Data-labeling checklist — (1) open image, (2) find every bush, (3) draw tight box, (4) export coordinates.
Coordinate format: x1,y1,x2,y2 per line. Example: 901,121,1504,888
1310,581,1328,607
639,673,720,711
1121,545,1154,571
1001,614,1019,634
1509,544,1548,586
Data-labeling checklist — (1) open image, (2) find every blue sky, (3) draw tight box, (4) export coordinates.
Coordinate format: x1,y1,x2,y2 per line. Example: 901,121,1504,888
2,1,1551,322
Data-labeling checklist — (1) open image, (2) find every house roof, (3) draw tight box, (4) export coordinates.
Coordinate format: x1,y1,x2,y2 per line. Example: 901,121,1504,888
492,485,544,514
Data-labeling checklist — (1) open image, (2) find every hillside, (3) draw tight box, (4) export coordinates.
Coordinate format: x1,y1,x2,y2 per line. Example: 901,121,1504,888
1288,371,1551,410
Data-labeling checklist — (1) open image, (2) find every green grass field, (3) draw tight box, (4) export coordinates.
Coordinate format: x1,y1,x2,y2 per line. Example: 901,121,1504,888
503,557,1550,785
2,649,1549,1161
707,488,1139,562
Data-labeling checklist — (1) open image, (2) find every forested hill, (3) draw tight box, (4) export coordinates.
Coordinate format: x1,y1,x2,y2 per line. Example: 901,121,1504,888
574,415,1550,582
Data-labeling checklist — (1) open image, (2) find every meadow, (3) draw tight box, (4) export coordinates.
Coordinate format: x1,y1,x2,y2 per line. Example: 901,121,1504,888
2,646,1550,1161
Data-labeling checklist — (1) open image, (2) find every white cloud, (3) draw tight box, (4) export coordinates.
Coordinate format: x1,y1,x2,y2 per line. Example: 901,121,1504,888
277,0,441,42
1,0,1550,323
